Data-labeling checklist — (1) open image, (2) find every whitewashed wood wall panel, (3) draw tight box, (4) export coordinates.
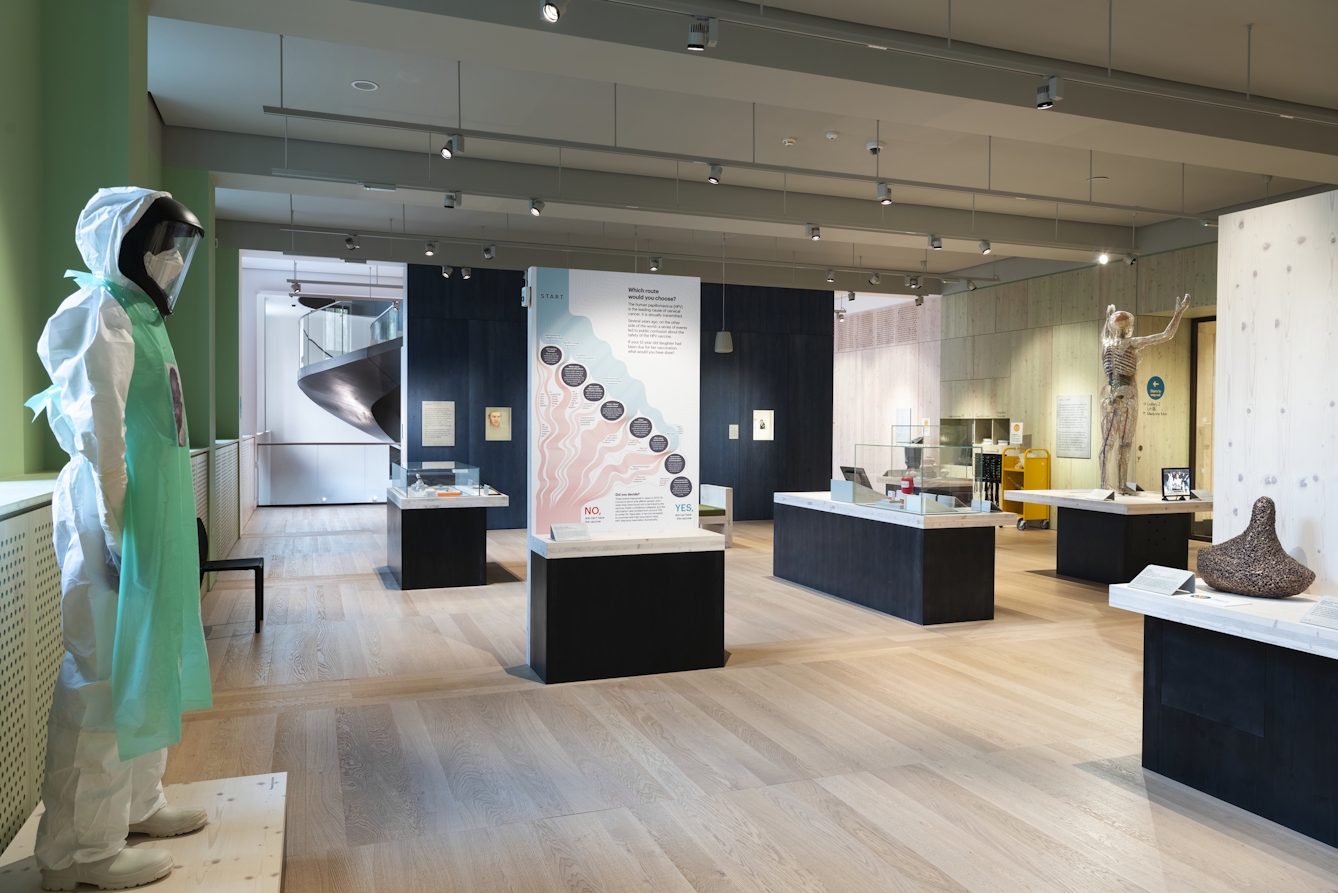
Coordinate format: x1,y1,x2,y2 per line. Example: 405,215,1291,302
1216,190,1338,593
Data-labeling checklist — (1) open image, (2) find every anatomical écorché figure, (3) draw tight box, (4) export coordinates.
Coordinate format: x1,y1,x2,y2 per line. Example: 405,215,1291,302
1099,294,1189,494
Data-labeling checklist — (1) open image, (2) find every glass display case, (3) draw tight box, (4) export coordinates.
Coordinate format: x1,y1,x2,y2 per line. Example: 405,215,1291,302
391,461,487,497
838,427,996,514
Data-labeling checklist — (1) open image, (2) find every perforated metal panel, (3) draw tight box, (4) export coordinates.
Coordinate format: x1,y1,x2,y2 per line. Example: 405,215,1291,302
0,502,60,856
191,449,209,525
210,441,240,563
239,436,256,532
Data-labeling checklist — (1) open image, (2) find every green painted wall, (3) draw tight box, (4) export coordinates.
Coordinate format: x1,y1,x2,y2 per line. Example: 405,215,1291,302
215,247,240,441
39,0,153,469
162,167,216,449
0,0,48,476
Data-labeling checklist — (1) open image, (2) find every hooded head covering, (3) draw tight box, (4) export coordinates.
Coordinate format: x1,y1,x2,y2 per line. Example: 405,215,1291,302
74,187,170,286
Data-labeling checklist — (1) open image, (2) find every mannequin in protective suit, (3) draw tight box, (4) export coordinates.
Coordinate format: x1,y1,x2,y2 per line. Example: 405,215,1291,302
28,187,214,891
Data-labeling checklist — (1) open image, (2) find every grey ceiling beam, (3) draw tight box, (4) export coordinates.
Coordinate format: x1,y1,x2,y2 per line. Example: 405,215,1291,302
164,126,1135,252
355,0,1338,156
218,219,945,294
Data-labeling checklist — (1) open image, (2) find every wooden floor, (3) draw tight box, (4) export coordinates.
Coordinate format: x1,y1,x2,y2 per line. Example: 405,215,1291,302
176,507,1338,892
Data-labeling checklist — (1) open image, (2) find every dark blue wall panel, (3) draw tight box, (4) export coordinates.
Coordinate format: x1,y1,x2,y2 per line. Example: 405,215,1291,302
700,284,834,521
405,271,834,527
406,265,528,529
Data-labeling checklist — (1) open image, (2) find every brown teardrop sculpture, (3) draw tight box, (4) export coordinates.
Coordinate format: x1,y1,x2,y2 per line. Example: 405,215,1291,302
1196,497,1315,598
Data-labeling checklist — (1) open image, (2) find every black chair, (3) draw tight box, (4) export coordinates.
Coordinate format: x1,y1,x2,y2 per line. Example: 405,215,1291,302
197,517,265,634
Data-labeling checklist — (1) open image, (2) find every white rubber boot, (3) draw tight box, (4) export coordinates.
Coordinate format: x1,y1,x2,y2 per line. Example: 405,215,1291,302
128,805,208,838
40,847,173,891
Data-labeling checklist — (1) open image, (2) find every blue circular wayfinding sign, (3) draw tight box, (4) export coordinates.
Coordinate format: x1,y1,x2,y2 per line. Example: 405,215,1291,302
1147,375,1165,400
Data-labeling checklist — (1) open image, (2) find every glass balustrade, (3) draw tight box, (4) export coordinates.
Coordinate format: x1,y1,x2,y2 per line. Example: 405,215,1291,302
299,300,402,368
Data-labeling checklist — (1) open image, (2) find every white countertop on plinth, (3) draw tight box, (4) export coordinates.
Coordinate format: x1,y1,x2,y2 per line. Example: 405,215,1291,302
0,477,57,519
1110,582,1338,660
388,487,509,510
774,491,1017,530
1006,489,1212,515
530,527,726,560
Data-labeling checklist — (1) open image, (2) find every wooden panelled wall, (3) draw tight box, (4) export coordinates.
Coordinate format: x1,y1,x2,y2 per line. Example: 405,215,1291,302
834,243,1217,503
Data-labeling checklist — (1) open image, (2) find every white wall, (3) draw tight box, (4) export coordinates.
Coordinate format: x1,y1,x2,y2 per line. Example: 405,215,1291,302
1216,189,1338,592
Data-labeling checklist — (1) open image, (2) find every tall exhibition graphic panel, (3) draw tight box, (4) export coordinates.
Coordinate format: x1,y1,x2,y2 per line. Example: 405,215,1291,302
527,268,701,535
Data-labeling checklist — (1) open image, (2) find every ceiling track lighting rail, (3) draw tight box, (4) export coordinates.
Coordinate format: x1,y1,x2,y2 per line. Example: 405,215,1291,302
263,106,1208,220
594,0,1338,128
286,278,401,289
276,225,996,284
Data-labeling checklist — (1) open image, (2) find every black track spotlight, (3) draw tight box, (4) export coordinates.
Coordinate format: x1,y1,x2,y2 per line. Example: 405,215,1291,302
1036,75,1063,110
847,291,856,302
443,191,460,209
424,241,437,257
529,198,545,216
708,164,722,185
979,240,991,255
649,257,661,272
825,269,835,283
928,234,942,250
441,265,453,279
877,182,892,205
461,267,472,279
344,235,359,251
805,224,821,241
439,135,462,159
541,0,570,23
483,245,496,261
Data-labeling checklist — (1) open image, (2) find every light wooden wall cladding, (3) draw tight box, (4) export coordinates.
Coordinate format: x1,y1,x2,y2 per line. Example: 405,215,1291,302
831,243,1213,495
1216,190,1338,593
831,297,940,477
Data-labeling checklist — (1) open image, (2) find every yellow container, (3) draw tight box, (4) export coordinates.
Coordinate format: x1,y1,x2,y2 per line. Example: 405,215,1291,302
1002,447,1051,529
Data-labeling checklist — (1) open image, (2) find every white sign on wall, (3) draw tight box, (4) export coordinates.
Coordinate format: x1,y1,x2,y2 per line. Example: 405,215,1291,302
1055,395,1092,459
1010,421,1024,445
527,267,700,534
421,400,456,447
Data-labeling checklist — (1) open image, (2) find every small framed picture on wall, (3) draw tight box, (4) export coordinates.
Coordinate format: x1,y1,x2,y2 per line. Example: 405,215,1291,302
752,409,774,441
485,407,512,441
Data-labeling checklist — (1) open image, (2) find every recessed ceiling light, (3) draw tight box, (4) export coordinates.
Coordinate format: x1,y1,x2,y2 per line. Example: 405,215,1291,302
351,80,379,92
782,137,797,147
825,130,839,140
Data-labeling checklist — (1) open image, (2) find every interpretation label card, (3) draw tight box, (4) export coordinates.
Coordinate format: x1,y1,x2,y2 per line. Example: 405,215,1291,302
1301,597,1338,630
1128,564,1197,595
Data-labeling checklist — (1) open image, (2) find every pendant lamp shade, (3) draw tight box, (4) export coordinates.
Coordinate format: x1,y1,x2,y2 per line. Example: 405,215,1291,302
714,330,733,353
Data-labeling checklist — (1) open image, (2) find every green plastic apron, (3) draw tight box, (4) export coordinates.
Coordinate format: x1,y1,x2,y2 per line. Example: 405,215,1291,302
63,273,211,759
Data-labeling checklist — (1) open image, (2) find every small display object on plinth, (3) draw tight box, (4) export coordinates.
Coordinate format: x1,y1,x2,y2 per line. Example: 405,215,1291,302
1196,496,1316,598
525,267,724,684
387,461,509,590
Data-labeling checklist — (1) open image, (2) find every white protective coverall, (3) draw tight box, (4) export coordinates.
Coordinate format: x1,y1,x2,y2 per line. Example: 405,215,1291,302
31,188,174,870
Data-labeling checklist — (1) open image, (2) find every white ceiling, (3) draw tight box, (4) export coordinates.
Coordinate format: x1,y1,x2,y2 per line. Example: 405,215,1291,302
145,0,1335,282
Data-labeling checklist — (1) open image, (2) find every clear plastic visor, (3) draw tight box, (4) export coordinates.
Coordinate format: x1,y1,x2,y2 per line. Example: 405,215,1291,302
140,221,201,312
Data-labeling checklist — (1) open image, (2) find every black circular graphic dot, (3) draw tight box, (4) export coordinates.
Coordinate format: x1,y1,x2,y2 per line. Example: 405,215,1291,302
628,417,653,438
540,345,562,365
649,435,668,453
664,453,686,474
600,401,624,421
583,383,605,402
669,477,693,498
560,364,587,387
